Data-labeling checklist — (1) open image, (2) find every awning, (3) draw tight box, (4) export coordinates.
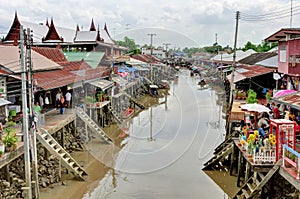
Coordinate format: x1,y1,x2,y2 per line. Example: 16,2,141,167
88,79,114,91
112,76,128,86
149,85,158,89
0,98,12,106
226,72,246,83
272,91,300,111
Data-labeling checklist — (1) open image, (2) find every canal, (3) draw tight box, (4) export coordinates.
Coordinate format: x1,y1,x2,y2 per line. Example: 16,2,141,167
83,69,230,199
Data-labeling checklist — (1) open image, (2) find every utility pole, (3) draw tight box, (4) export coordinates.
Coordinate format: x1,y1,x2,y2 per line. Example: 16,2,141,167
227,11,240,137
290,0,293,28
163,43,171,58
148,33,156,55
20,25,32,199
26,28,40,198
229,11,240,107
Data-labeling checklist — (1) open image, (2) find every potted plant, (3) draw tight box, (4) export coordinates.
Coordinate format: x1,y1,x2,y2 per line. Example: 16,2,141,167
2,127,18,152
265,92,271,103
247,89,258,104
0,150,3,158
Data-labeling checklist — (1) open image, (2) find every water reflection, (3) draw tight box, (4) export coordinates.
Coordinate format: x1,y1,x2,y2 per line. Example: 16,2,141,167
84,69,228,199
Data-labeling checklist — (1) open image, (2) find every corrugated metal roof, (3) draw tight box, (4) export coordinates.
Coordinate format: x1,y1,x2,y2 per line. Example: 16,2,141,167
0,45,60,73
265,28,300,42
74,31,98,42
87,79,113,91
71,67,110,81
226,65,274,83
32,46,67,63
60,61,91,71
64,51,105,68
272,91,300,111
33,69,83,90
239,52,277,65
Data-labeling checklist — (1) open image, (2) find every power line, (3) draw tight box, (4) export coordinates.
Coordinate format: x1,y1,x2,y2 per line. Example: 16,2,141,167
240,3,300,21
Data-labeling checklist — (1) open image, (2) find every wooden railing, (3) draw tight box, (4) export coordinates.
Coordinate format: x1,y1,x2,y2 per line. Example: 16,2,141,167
282,144,300,180
239,136,276,164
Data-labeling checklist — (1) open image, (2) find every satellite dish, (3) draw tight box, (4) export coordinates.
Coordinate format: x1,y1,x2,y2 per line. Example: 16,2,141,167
273,73,281,80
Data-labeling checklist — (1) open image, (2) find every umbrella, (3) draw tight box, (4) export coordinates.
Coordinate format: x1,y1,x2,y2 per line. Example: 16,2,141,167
0,98,12,106
273,90,296,98
240,103,271,113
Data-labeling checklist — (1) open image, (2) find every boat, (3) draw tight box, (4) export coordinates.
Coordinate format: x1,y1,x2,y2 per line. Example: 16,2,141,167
122,108,134,119
149,84,159,97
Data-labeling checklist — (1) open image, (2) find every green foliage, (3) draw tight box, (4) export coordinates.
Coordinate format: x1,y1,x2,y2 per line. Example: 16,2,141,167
115,36,140,52
2,127,17,147
265,92,271,102
242,41,278,52
247,89,258,104
0,150,3,154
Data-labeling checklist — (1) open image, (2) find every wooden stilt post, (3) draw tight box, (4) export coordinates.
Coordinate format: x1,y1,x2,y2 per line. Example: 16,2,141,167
245,161,251,182
230,144,236,176
237,150,242,187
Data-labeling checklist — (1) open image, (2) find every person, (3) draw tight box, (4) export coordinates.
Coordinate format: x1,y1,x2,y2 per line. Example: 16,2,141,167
65,91,72,108
258,123,268,139
39,95,44,109
0,121,3,139
56,90,62,108
59,96,66,114
34,102,41,115
273,104,280,119
258,112,269,129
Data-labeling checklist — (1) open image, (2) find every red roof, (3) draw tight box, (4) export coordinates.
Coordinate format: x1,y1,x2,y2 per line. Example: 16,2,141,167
237,65,274,78
60,61,91,71
32,46,67,63
82,67,110,81
132,54,160,63
3,12,21,42
33,69,83,90
265,28,300,42
42,18,63,42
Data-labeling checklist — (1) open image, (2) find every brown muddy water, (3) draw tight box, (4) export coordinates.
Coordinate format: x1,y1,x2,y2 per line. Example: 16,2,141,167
41,69,237,199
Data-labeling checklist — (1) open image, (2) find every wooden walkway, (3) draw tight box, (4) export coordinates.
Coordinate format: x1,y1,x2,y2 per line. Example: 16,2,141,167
0,108,76,169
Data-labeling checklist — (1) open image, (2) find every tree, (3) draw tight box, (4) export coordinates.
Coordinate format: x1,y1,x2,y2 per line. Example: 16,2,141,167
115,36,140,52
242,41,277,52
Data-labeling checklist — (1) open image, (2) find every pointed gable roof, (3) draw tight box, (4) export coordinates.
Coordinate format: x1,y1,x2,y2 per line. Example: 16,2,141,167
96,25,102,42
42,18,63,42
90,18,96,31
46,18,49,27
3,11,21,42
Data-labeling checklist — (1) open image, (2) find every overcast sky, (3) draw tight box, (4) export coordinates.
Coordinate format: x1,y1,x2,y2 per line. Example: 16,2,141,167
0,0,299,48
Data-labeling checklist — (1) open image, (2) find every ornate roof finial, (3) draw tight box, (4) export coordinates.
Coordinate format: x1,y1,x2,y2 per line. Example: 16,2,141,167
46,18,49,27
90,18,96,31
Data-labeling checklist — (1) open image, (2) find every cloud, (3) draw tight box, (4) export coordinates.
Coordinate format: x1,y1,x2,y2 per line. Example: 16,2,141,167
1,0,300,47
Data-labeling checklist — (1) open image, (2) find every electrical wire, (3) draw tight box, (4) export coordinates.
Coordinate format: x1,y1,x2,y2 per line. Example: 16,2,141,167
240,3,300,22
242,4,300,18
